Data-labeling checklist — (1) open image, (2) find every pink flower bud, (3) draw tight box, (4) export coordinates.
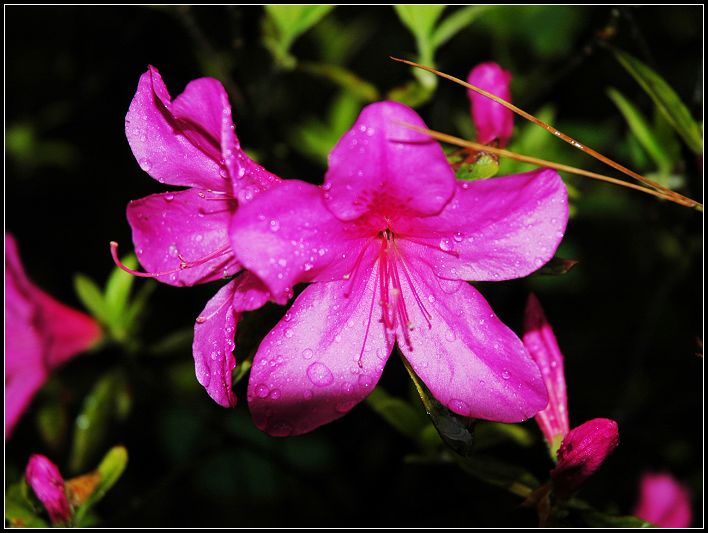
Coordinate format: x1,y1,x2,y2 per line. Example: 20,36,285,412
551,418,619,498
25,454,71,525
467,62,513,147
634,472,693,528
523,293,569,455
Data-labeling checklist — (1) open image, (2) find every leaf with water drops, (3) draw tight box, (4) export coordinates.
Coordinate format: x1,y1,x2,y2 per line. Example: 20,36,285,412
402,357,477,457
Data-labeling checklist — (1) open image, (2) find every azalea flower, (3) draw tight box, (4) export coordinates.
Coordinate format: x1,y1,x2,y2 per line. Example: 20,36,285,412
230,101,569,436
5,234,101,439
25,454,71,526
523,293,619,497
467,62,513,147
634,472,693,528
114,67,280,407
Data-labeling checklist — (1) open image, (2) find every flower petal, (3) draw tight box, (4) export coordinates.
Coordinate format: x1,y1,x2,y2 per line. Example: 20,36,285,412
401,168,568,282
25,454,71,525
127,189,240,286
398,261,547,422
324,101,455,222
230,180,366,302
192,277,258,408
551,418,619,498
467,62,514,146
125,67,224,190
634,472,693,528
248,265,392,436
523,293,569,453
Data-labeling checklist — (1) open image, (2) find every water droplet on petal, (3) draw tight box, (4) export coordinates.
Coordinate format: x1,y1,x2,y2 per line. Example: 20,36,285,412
269,219,280,232
269,389,281,400
285,328,294,338
453,232,463,243
439,238,454,252
501,369,511,380
449,399,469,414
255,384,269,398
307,362,333,386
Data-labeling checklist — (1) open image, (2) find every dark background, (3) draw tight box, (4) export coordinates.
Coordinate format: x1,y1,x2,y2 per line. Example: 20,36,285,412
6,6,703,527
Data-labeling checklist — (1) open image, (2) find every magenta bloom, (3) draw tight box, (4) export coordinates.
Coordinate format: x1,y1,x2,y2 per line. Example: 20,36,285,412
550,418,619,498
230,101,568,436
25,454,71,525
634,472,693,528
117,67,280,407
5,234,101,439
523,293,569,453
467,62,514,147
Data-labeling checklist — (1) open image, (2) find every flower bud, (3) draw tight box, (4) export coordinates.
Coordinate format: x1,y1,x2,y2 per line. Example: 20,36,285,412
25,454,71,525
467,62,513,147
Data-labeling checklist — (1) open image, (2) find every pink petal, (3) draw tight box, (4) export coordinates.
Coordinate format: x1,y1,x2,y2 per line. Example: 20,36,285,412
125,67,224,190
25,454,71,525
248,266,393,436
467,62,514,146
551,418,619,498
193,280,239,408
398,260,548,422
401,168,568,282
127,189,240,286
324,101,455,222
5,234,100,439
523,293,569,452
634,472,693,528
230,180,366,303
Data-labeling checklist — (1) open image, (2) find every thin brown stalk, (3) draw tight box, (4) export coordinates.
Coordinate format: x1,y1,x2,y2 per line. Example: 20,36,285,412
390,56,702,211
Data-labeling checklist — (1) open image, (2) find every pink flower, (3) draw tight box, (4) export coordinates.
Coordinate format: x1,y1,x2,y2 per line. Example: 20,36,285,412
230,101,568,436
115,66,280,407
523,293,569,454
25,454,71,525
550,418,619,498
523,294,619,497
634,472,693,528
5,234,101,439
467,62,513,147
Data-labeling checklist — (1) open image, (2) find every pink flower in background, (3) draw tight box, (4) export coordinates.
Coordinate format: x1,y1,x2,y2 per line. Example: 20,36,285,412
115,67,281,408
523,294,619,497
231,101,568,436
634,472,693,528
523,293,569,454
5,234,101,439
467,62,514,147
25,454,71,525
550,418,619,498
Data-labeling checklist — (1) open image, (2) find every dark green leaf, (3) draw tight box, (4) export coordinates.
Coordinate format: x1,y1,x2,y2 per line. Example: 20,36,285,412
366,387,428,440
607,87,673,175
614,48,702,154
536,257,579,276
299,62,379,102
455,453,539,497
402,357,476,457
5,480,48,528
432,5,495,48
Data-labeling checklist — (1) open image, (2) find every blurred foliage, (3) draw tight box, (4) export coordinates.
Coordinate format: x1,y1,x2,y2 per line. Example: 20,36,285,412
5,5,702,527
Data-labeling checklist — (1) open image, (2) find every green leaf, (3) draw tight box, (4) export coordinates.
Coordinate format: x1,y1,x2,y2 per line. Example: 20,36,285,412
607,87,673,175
474,421,535,450
103,254,137,326
5,480,48,528
298,62,379,102
395,5,446,40
264,5,334,67
387,79,435,108
71,446,128,526
74,274,109,324
366,387,428,441
455,154,500,180
432,5,495,48
402,357,476,457
455,453,539,497
614,48,702,154
232,359,252,386
35,399,68,453
69,371,127,473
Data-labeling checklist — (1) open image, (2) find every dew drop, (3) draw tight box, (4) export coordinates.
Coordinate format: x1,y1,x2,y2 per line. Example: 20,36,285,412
307,362,334,386
285,328,294,338
139,158,152,171
453,232,463,243
269,389,281,400
449,399,469,414
439,238,453,252
502,369,511,380
269,219,280,232
255,384,269,398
